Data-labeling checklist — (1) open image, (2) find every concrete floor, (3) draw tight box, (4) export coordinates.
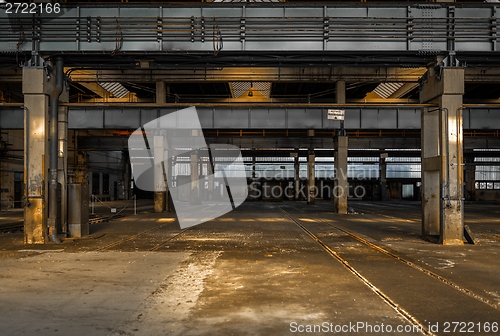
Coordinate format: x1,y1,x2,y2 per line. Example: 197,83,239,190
0,200,499,335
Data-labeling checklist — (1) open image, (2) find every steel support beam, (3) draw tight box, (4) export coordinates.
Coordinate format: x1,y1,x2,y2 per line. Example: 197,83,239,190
380,154,388,201
294,154,300,201
66,68,427,83
58,105,69,234
334,136,348,214
2,4,499,57
6,67,500,83
23,66,53,244
420,66,465,245
307,151,315,205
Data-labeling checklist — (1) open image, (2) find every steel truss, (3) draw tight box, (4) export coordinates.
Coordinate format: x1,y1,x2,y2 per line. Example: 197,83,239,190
1,3,500,67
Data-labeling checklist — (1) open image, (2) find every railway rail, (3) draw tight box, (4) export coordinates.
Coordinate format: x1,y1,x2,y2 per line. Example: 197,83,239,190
278,206,433,336
279,204,500,336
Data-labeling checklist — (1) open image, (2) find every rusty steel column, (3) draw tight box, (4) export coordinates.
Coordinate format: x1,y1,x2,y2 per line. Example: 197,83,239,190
47,57,64,243
23,66,55,244
420,65,465,245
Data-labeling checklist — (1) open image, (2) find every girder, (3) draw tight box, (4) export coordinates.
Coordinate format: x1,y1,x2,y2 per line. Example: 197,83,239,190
1,106,500,131
1,3,500,66
76,135,500,152
4,67,500,84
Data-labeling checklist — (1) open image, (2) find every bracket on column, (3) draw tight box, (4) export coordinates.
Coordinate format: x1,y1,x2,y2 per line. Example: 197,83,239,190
434,52,466,81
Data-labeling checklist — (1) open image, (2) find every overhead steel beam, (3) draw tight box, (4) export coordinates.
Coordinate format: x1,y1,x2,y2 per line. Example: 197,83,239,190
3,105,500,131
65,68,426,83
4,67,500,83
76,135,500,152
1,3,499,65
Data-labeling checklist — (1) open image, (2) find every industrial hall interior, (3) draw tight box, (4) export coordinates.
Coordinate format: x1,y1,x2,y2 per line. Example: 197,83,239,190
1,0,500,335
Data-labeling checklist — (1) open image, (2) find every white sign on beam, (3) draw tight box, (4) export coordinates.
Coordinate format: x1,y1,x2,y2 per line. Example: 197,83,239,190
327,109,345,120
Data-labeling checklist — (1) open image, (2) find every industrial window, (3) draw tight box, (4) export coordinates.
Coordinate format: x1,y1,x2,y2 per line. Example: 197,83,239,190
475,181,500,190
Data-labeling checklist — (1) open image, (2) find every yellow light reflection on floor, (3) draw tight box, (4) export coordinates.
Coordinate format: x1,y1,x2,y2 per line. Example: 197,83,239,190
218,218,236,222
258,218,286,222
156,218,176,223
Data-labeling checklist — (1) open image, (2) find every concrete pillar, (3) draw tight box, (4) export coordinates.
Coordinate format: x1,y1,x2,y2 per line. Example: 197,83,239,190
156,81,166,104
294,155,300,201
154,135,166,212
464,153,475,201
190,151,201,205
379,153,388,201
23,67,54,244
334,136,348,214
307,152,315,205
75,152,88,184
420,66,464,245
336,80,346,104
58,105,69,233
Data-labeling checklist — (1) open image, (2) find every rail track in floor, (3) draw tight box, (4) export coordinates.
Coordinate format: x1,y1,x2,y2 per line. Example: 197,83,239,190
278,206,433,336
95,204,221,252
308,202,500,312
279,204,500,335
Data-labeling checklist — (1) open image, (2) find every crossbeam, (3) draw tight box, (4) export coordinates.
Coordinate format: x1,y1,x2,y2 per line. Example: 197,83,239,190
1,3,499,66
2,106,500,131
